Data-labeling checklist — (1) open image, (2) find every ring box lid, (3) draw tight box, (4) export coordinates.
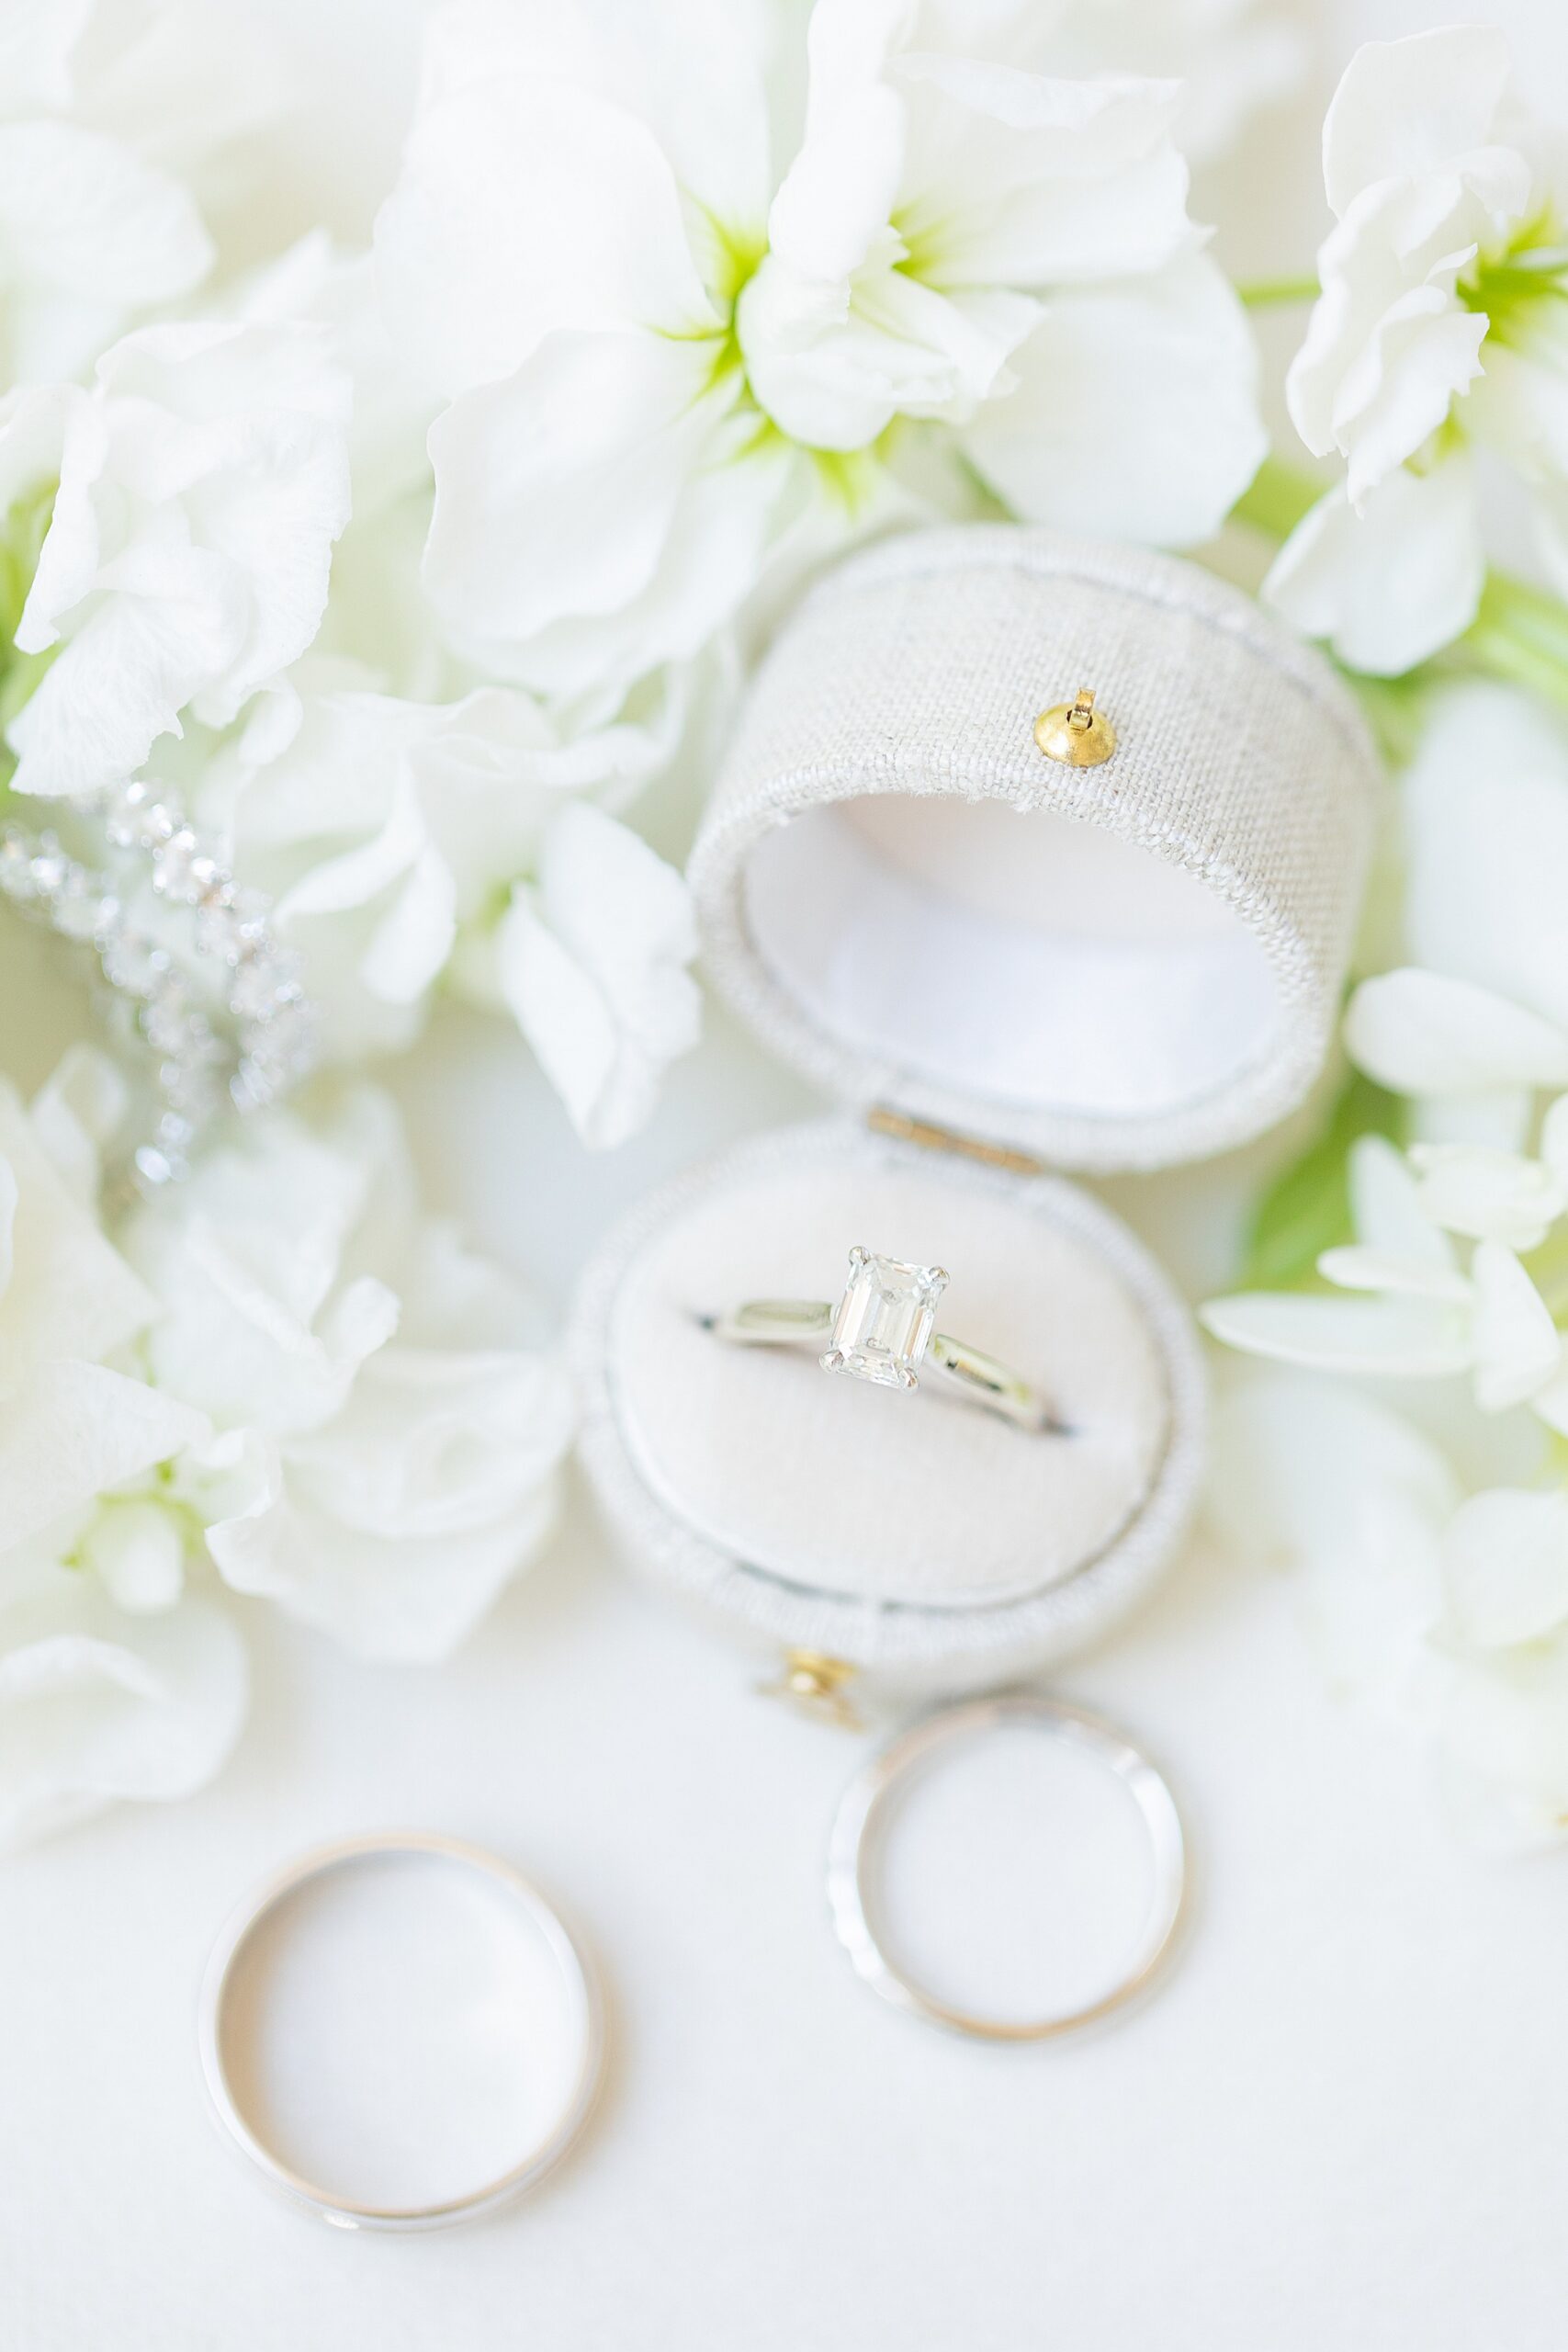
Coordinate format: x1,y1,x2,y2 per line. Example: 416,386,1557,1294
689,524,1379,1176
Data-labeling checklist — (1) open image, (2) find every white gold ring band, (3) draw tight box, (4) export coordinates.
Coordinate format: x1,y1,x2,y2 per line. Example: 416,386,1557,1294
707,1246,1059,1435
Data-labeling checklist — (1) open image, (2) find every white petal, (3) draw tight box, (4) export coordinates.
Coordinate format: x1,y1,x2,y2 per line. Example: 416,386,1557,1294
891,58,1194,287
29,1045,129,1206
1410,1142,1563,1250
9,543,244,795
124,1113,406,1437
766,72,905,286
0,121,211,379
0,1080,158,1374
0,1572,245,1849
0,1364,208,1558
1317,1248,1471,1302
207,1346,574,1662
7,322,351,797
424,326,793,700
1263,458,1485,674
1321,28,1517,215
494,803,700,1148
1200,1288,1472,1379
1284,175,1494,492
416,0,776,234
1209,1366,1460,1564
1346,1130,1459,1268
962,249,1265,546
1469,1242,1561,1414
1208,1371,1453,1709
1444,1486,1568,1646
374,71,714,396
0,5,90,114
1346,967,1568,1095
78,1500,187,1615
1399,682,1568,1035
739,250,1037,449
1540,1095,1568,1191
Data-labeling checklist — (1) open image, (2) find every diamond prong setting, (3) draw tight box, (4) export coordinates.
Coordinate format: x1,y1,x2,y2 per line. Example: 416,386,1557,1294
820,1249,948,1393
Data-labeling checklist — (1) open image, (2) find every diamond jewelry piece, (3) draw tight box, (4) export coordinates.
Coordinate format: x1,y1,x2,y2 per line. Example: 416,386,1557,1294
708,1247,1061,1433
821,1248,948,1391
0,778,318,1193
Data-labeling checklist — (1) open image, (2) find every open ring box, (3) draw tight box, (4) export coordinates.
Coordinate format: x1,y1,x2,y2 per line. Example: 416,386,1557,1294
570,526,1378,1696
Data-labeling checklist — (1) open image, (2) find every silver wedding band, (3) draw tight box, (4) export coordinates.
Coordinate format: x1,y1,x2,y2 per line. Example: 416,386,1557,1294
828,1694,1186,2041
198,1831,604,2231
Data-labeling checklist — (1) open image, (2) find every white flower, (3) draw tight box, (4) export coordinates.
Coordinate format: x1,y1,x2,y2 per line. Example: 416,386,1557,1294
193,663,699,1136
0,1553,246,1848
374,0,1265,707
0,317,351,797
1265,27,1568,671
120,1086,577,1660
738,0,1264,539
1345,684,1568,1144
0,1050,242,1849
1210,1368,1568,1849
1201,1134,1566,1420
374,0,796,705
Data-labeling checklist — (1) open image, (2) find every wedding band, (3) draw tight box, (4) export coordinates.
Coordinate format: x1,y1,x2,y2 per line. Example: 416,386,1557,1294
198,1832,603,2231
706,1246,1058,1433
828,1694,1186,2041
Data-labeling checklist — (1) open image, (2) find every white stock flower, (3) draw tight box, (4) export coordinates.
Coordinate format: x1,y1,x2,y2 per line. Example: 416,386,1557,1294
738,0,1264,540
195,661,699,1136
1201,1134,1566,1420
1211,1369,1568,1849
120,1086,577,1660
0,1050,243,1849
375,0,797,704
375,0,1264,706
0,318,351,797
1345,684,1568,1143
1265,27,1568,671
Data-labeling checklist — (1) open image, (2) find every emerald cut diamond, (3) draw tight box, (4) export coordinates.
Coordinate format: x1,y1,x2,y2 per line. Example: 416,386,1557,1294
821,1249,948,1392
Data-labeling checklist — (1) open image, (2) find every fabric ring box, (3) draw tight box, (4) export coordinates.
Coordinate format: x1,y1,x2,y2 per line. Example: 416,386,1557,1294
570,525,1379,1689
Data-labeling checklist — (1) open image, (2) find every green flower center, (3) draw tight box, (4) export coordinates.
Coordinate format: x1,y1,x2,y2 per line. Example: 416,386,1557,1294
1460,213,1568,350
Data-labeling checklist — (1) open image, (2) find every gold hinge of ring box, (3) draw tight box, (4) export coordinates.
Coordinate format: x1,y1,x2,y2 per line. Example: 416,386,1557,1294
756,1649,864,1730
866,1105,1047,1179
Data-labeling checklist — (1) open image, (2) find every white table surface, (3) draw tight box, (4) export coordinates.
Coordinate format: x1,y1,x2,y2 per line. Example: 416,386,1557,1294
6,998,1568,2352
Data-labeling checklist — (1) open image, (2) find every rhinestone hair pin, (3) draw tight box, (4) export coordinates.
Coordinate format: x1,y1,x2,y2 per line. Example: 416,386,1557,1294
0,779,317,1193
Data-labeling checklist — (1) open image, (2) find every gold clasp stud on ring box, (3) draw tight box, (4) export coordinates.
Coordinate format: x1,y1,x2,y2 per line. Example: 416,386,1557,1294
1034,685,1116,766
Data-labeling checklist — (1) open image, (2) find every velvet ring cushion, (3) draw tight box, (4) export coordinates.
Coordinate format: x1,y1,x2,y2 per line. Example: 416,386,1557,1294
570,1120,1204,1683
689,523,1380,1173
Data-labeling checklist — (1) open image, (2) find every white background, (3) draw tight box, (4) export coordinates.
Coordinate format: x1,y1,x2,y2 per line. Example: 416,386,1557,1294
6,1,1568,2346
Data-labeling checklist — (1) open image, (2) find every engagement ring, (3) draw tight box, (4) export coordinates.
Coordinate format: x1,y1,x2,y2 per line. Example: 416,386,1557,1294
706,1247,1059,1434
